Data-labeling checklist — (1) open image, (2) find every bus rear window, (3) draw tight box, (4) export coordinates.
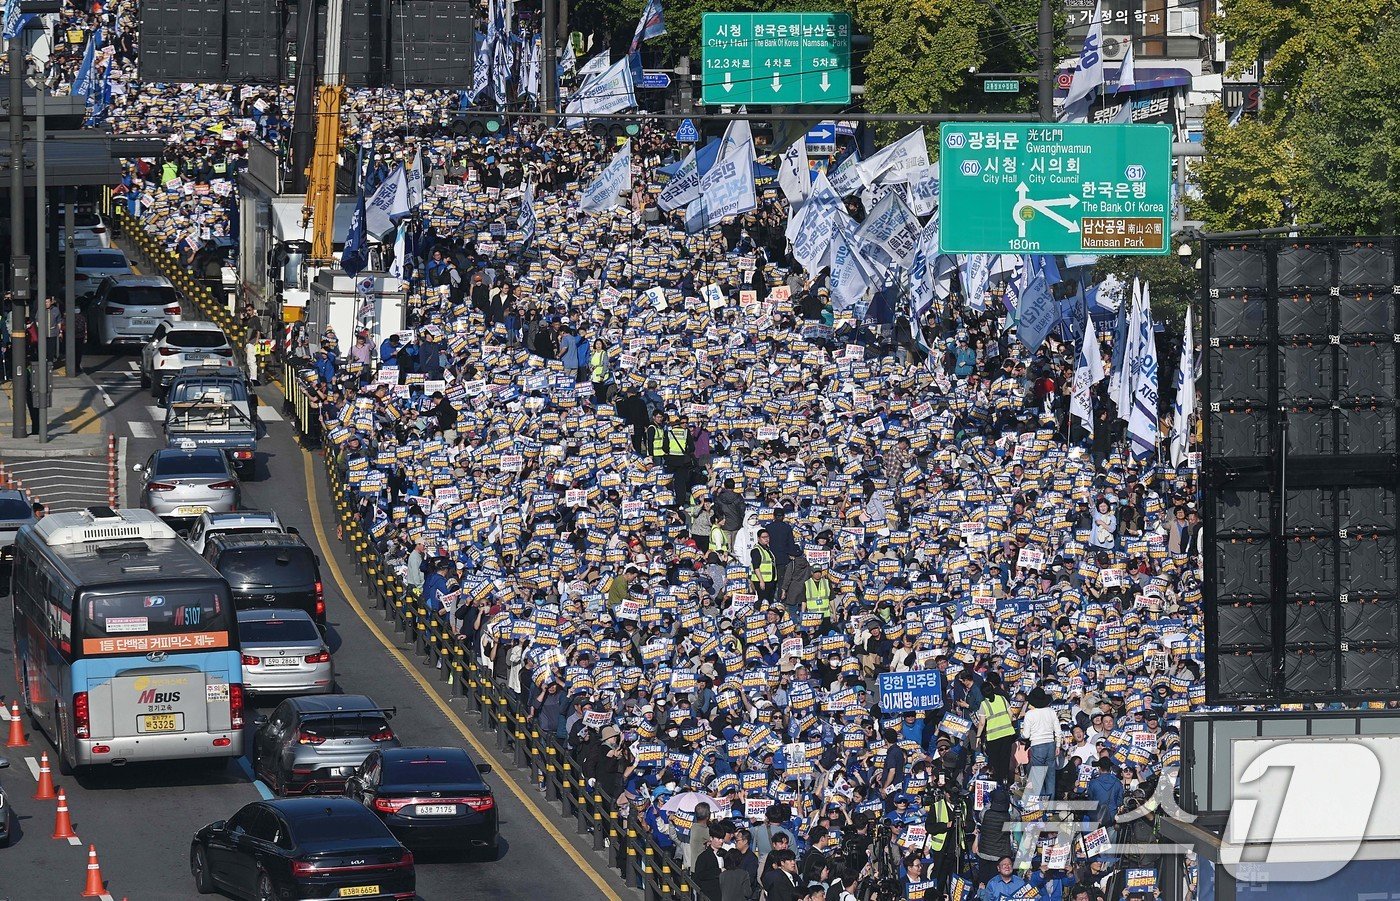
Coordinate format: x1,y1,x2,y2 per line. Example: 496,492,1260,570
80,586,234,655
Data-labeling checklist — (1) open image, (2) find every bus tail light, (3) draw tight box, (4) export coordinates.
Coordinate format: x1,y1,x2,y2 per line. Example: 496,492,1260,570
73,692,90,739
229,683,244,730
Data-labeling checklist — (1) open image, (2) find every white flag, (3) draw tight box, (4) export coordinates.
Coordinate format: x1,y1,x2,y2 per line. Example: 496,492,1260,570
777,137,811,209
1126,281,1160,460
564,56,635,127
388,222,408,290
684,140,755,233
1170,310,1195,467
827,215,875,312
657,147,702,213
854,190,920,275
518,180,538,246
716,119,755,165
578,141,633,214
859,127,930,186
828,150,864,197
907,213,941,321
789,171,842,274
1071,308,1104,435
959,254,994,313
1111,278,1139,420
365,165,410,238
576,50,610,85
1064,1,1105,108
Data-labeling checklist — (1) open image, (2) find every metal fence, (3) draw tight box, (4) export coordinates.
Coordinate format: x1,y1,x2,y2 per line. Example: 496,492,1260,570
282,378,701,900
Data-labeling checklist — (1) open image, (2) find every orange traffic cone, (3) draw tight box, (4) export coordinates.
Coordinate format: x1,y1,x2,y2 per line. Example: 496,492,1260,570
53,787,77,840
34,752,55,800
80,844,106,897
5,701,25,748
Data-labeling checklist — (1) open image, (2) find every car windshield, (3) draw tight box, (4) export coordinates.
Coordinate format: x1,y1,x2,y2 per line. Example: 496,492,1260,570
108,285,175,307
152,453,228,478
70,211,100,227
77,251,127,269
216,547,316,587
291,813,389,844
300,715,389,739
0,498,32,520
165,331,227,349
238,617,320,643
388,757,480,784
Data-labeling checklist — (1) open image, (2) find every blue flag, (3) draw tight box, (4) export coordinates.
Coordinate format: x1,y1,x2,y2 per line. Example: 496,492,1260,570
340,193,369,277
1016,257,1058,351
629,0,666,76
72,32,99,99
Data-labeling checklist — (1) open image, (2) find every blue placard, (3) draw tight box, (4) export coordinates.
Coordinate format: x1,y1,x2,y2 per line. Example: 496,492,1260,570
676,118,699,143
878,670,945,712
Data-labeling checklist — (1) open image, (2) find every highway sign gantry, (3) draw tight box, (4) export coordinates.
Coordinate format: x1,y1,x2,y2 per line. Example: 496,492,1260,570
701,12,852,106
937,122,1173,255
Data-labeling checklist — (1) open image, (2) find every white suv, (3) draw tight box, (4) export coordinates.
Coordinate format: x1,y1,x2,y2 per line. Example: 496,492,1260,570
186,510,289,555
140,321,235,400
92,274,182,348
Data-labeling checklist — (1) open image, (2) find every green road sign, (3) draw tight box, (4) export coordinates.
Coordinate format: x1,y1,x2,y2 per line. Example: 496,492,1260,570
938,123,1173,255
983,79,1020,93
701,12,852,106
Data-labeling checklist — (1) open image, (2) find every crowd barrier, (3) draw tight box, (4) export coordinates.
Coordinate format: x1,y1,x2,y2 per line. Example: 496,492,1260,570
112,206,248,348
282,374,702,900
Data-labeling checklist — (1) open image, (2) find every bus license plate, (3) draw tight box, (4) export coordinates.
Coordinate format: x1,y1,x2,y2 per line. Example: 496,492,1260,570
416,804,455,816
139,713,182,733
339,887,379,897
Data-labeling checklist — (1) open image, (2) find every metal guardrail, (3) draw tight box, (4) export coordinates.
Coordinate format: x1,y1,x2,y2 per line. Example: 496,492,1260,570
288,403,702,900
112,206,247,347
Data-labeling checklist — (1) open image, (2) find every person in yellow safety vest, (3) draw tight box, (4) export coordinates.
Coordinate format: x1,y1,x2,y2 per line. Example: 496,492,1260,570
646,410,688,461
977,676,1017,786
710,522,730,557
804,567,834,624
925,785,957,887
590,344,612,403
749,530,777,602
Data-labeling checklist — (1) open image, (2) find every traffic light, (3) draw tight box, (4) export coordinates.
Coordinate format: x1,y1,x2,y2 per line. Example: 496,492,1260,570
449,112,508,139
588,119,641,141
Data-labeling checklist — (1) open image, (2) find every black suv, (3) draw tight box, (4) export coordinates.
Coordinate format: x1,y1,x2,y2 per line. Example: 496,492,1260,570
204,533,326,625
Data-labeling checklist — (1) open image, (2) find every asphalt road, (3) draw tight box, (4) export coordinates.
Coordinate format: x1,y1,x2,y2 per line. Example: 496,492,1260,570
0,348,624,901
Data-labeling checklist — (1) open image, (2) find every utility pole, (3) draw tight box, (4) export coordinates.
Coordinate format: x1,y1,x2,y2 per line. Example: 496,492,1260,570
540,0,558,114
64,186,74,374
289,0,319,194
1038,0,1054,121
9,34,27,439
35,79,45,442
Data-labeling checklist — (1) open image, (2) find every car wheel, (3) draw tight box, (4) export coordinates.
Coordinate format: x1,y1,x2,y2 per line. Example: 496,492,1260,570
256,871,276,901
190,845,216,894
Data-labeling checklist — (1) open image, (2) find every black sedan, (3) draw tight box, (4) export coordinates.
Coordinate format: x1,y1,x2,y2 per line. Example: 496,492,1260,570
191,798,415,900
346,747,498,857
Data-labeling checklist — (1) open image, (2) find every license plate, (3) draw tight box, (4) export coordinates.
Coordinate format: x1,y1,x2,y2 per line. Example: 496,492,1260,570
184,354,210,363
139,713,182,733
416,804,456,816
263,657,300,668
175,505,211,515
339,888,379,898
130,317,154,326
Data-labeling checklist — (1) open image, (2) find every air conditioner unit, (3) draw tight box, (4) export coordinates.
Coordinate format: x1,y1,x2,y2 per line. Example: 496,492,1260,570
1100,35,1131,61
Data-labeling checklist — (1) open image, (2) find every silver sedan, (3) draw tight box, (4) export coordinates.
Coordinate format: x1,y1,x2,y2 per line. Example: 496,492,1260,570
135,446,241,525
237,609,335,695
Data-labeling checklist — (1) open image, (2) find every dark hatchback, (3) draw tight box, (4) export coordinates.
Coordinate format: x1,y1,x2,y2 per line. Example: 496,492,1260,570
347,747,498,858
190,797,414,900
205,533,325,625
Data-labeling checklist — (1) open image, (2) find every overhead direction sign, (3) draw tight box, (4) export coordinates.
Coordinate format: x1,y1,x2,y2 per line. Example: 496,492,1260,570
937,122,1172,255
701,12,851,106
638,71,672,89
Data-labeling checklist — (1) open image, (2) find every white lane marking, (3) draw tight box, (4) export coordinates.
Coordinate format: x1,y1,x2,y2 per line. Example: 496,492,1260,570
25,756,39,781
70,836,82,846
235,756,275,800
98,387,113,408
126,361,138,371
129,421,155,438
257,406,281,422
145,405,166,421
0,705,10,720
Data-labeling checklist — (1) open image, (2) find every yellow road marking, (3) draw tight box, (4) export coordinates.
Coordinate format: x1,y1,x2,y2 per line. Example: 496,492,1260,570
300,449,622,901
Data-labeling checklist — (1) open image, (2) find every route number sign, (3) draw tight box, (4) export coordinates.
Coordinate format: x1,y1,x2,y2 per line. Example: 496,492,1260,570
701,12,851,106
937,123,1172,255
